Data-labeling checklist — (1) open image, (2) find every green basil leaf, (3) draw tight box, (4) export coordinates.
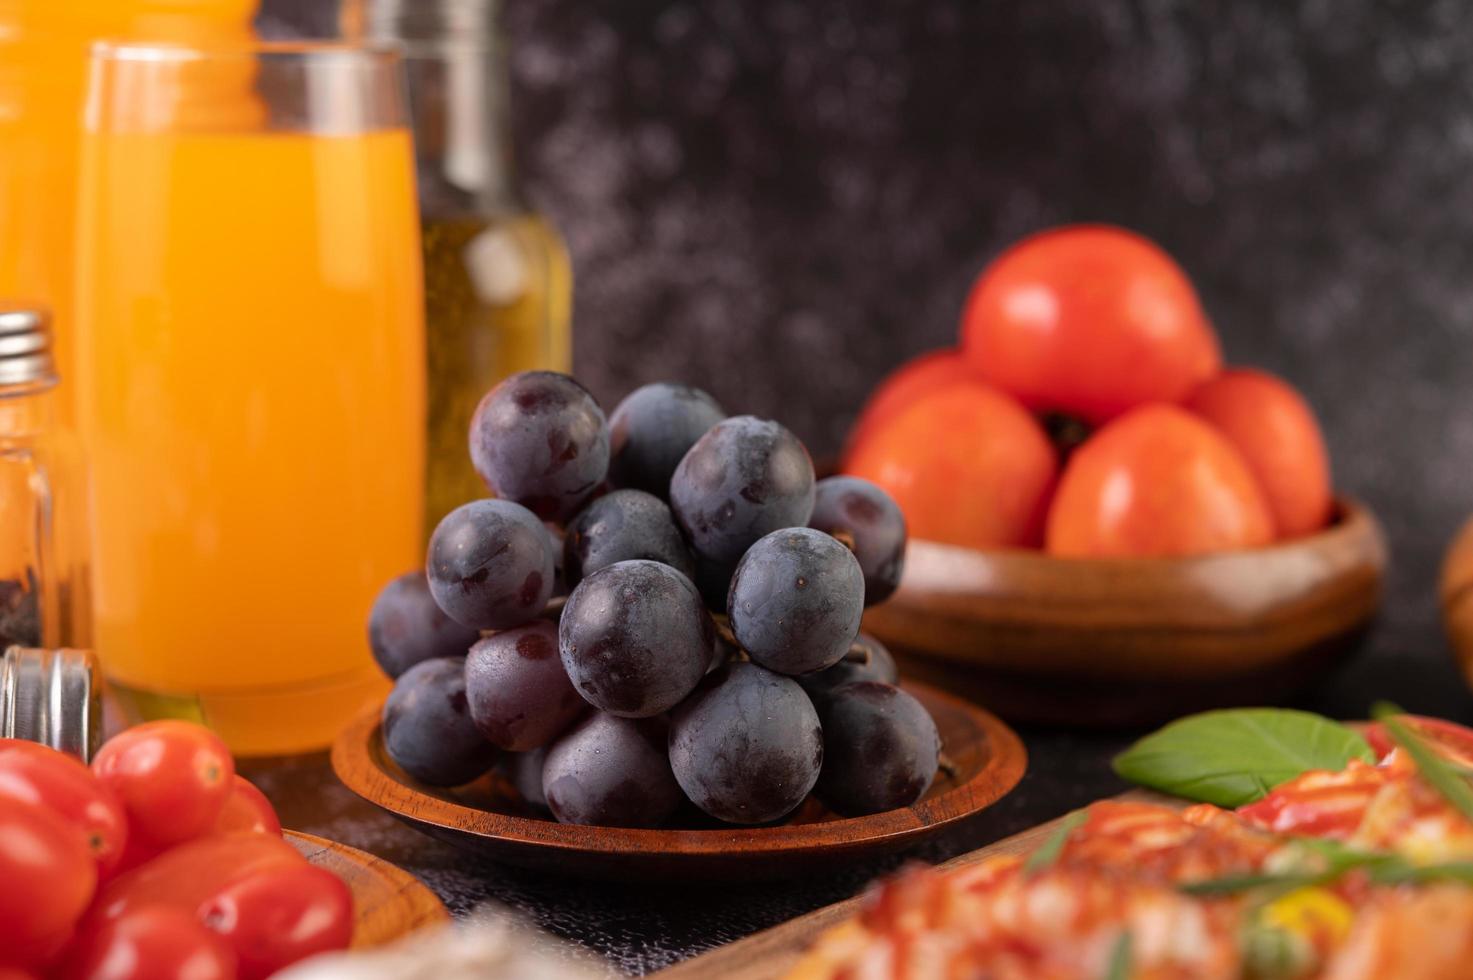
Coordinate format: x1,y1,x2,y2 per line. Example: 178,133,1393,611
1112,708,1375,807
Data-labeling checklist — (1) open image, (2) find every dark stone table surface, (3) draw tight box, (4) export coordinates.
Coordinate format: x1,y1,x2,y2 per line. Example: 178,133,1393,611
242,636,1473,978
241,727,1128,976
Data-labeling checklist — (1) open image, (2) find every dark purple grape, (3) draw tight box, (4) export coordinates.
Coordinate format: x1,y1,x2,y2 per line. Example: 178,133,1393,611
814,681,940,816
368,571,479,679
668,663,823,824
559,560,712,717
607,383,726,496
426,499,554,630
809,476,907,606
798,632,898,700
469,371,610,521
563,489,695,589
382,657,498,787
465,621,585,751
727,527,864,675
503,747,550,809
669,416,815,568
542,713,682,827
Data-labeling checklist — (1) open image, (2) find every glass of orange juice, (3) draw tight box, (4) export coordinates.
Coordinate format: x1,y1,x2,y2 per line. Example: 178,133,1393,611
73,41,426,755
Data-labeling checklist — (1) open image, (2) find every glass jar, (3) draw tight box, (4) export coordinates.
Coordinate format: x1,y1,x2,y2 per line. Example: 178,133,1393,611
347,0,573,538
0,307,85,649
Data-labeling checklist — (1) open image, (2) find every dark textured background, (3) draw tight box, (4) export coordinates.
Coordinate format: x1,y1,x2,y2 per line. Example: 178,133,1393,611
259,0,1473,972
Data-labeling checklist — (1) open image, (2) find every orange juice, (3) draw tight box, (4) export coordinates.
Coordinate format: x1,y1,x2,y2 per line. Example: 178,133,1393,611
0,1,257,649
74,127,425,754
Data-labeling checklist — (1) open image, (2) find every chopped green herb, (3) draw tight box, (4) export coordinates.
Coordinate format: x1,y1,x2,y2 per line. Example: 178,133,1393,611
1022,809,1087,875
1178,871,1328,896
1367,861,1473,886
1104,931,1132,980
1371,702,1473,825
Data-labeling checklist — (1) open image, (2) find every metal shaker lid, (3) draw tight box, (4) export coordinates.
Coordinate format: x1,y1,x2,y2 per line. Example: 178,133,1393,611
0,647,101,760
0,307,58,390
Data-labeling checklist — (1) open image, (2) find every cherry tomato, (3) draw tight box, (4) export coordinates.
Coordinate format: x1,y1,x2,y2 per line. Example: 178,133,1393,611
842,349,980,464
211,776,281,837
1045,405,1273,558
960,225,1222,424
0,797,97,967
1185,368,1332,539
0,741,128,878
0,969,38,980
92,721,235,845
53,907,236,980
198,864,352,980
94,834,303,922
845,383,1058,549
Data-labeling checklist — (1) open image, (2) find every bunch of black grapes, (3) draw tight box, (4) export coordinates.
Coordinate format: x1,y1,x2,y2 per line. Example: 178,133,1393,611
369,372,940,827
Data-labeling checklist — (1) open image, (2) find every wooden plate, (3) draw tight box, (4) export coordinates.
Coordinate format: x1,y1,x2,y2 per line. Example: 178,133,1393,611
288,830,449,946
330,681,1026,882
863,497,1387,727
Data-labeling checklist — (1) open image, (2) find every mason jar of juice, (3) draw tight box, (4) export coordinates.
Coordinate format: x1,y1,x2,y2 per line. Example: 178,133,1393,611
346,0,573,538
0,0,258,649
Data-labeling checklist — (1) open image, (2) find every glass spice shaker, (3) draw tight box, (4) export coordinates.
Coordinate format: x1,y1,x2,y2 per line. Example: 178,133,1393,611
0,307,85,650
345,0,574,540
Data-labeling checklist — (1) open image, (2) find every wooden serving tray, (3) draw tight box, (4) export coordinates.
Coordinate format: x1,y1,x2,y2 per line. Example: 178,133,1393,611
655,791,1169,979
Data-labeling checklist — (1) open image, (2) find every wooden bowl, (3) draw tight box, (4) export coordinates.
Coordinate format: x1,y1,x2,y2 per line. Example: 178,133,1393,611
288,831,448,946
1440,514,1473,691
331,681,1026,882
861,497,1387,727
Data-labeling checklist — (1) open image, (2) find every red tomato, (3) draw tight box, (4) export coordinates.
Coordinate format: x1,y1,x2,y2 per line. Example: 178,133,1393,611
0,741,128,877
0,797,97,967
92,722,235,845
845,383,1058,549
94,834,304,923
1363,716,1473,767
1185,368,1333,539
211,777,281,837
198,864,352,980
842,349,981,464
0,969,38,980
53,907,236,980
960,225,1222,424
1045,405,1274,558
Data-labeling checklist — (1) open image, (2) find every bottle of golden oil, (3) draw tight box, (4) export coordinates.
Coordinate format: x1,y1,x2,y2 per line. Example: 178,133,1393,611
347,0,572,537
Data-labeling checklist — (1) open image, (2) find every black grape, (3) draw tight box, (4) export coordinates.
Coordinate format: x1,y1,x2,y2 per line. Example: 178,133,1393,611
563,489,695,589
469,371,610,521
426,499,555,630
542,713,682,827
814,681,940,816
464,621,585,751
368,571,479,679
669,416,815,568
798,632,898,700
668,663,823,824
382,658,498,787
607,383,725,496
809,476,907,605
503,747,550,809
558,560,712,717
727,527,865,675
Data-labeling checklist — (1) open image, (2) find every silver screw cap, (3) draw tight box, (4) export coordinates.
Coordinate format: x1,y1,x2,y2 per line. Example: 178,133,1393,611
0,646,101,760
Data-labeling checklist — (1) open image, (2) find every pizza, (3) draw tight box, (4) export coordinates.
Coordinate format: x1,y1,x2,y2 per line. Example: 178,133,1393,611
789,716,1473,980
